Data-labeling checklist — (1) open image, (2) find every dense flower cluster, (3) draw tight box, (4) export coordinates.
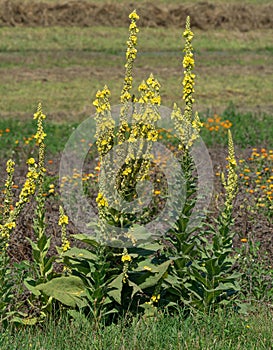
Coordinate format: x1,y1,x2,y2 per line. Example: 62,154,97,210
93,86,115,158
221,130,238,210
182,16,195,116
58,206,70,253
96,192,108,208
3,159,15,221
138,74,161,106
120,10,139,104
171,16,202,149
34,104,47,145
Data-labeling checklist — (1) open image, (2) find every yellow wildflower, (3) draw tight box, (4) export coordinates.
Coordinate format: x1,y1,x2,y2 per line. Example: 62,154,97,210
96,192,108,207
129,10,140,20
151,294,160,303
27,157,36,165
121,254,132,263
58,214,69,226
5,222,16,230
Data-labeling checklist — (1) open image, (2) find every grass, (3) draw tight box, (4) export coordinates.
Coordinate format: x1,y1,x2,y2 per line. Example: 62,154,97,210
0,27,272,120
1,306,273,350
0,106,272,163
1,27,272,53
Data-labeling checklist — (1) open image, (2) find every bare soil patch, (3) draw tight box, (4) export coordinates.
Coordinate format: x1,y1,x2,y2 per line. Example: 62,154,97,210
2,147,272,265
0,1,272,30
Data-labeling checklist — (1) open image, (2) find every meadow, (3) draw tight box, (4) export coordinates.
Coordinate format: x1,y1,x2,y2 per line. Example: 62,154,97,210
0,1,272,349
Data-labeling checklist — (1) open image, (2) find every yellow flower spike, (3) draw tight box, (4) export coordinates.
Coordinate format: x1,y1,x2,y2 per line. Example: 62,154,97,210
118,9,139,144
58,206,70,255
171,17,201,149
93,85,115,160
222,130,238,210
182,16,195,115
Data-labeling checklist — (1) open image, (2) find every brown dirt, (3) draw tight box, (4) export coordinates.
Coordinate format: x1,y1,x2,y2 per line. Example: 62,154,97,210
3,147,273,265
0,1,272,30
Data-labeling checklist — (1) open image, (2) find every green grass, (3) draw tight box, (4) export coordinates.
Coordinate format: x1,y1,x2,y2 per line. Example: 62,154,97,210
0,105,271,162
0,119,78,159
1,27,271,53
1,306,272,350
0,26,272,119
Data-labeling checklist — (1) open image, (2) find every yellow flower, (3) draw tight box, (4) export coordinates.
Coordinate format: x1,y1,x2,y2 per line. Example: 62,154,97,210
27,157,36,165
58,214,69,226
6,159,15,173
183,55,195,68
129,10,139,20
122,167,132,176
121,254,132,263
96,192,108,207
151,294,160,303
5,222,16,229
62,239,70,252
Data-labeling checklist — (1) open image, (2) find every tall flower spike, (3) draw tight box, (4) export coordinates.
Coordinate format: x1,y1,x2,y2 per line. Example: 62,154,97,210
93,85,114,225
93,85,115,159
118,10,139,144
172,16,201,149
33,103,47,198
182,16,195,119
58,206,70,254
222,130,238,210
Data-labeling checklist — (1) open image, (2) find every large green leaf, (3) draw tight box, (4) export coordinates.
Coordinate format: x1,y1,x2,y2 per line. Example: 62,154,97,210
72,234,99,248
36,276,87,308
108,274,124,304
139,260,171,290
62,247,97,261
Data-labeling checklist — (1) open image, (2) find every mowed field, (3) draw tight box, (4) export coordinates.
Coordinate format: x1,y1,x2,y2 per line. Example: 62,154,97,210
0,0,272,122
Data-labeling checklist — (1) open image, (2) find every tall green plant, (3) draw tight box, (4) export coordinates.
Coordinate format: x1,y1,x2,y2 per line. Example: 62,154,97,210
0,156,38,325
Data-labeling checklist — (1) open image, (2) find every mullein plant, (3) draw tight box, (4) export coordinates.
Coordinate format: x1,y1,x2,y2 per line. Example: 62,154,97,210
93,10,163,245
24,105,54,284
20,104,56,324
163,131,240,313
92,12,241,314
0,12,241,324
185,131,240,311
0,154,38,324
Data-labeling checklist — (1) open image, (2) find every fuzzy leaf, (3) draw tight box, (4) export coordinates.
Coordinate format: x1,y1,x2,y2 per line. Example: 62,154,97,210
36,276,86,308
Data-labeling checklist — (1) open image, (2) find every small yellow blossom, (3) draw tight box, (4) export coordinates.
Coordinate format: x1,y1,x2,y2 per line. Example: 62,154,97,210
121,254,132,263
58,214,69,226
129,10,140,20
96,192,108,207
150,294,160,303
27,158,36,165
5,222,16,230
